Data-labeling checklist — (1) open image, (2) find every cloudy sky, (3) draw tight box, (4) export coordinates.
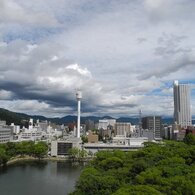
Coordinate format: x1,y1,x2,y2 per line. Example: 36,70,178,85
0,0,195,118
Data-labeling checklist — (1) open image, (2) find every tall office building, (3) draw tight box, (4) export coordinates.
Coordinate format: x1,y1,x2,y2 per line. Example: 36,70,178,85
142,116,162,139
173,80,191,128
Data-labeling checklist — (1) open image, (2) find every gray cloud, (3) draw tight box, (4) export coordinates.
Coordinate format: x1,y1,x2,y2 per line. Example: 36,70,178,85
0,0,195,117
0,0,59,27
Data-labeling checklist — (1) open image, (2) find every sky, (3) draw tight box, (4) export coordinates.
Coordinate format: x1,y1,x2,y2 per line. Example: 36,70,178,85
0,0,195,118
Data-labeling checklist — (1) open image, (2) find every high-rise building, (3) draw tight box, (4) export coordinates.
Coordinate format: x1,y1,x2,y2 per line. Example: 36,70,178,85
173,80,191,128
76,90,82,138
142,116,162,139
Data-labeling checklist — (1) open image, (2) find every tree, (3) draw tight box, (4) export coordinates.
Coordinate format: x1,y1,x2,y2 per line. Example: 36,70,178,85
5,142,17,157
184,133,195,145
79,149,88,159
68,147,80,161
75,167,120,195
71,140,195,195
0,146,9,166
33,142,48,160
68,147,88,161
113,185,163,195
100,157,123,170
130,159,148,178
81,135,88,143
16,141,34,156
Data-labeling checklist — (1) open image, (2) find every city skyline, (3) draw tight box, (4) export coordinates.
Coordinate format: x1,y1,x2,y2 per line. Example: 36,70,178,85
0,0,195,117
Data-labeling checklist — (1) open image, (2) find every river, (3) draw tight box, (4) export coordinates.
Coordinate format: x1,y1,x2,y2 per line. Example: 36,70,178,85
0,160,83,195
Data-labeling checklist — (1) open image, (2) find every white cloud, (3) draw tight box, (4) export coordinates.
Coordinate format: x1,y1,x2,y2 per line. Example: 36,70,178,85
0,0,59,27
66,64,92,78
0,0,195,117
0,90,13,100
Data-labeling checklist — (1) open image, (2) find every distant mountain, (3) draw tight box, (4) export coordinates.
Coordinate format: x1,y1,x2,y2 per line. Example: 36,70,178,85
0,107,193,126
117,117,139,124
60,115,77,123
0,108,30,126
162,117,174,125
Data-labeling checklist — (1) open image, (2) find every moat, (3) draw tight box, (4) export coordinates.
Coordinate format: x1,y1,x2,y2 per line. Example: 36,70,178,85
0,160,83,195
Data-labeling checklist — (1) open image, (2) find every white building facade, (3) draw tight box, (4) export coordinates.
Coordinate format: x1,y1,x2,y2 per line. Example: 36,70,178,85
0,121,11,143
115,122,132,136
98,119,116,130
173,80,192,128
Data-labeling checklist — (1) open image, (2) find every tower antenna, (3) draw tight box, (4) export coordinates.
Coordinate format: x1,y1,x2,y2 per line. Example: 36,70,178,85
76,90,82,138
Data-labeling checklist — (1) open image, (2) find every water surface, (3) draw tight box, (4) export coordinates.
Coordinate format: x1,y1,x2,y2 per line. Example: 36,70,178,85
0,160,83,195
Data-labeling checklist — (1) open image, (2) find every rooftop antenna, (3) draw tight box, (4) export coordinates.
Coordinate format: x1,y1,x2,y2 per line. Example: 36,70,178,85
139,109,142,137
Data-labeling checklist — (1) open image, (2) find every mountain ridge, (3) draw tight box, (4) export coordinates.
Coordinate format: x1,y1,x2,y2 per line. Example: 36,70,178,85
0,107,184,126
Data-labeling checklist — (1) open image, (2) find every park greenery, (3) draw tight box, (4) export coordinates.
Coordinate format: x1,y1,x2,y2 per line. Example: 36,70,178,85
71,133,195,195
68,147,89,162
0,141,48,166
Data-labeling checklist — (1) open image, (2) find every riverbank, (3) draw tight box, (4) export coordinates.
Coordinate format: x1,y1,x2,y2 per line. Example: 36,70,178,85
6,155,93,166
6,156,66,166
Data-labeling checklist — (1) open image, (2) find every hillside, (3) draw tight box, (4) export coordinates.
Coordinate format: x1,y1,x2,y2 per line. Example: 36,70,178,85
0,108,29,125
0,107,177,125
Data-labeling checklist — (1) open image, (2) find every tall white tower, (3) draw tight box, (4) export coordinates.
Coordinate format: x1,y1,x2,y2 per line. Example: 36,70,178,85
173,80,192,128
76,90,82,138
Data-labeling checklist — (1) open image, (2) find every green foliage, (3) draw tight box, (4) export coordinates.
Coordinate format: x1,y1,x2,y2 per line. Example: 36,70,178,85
0,141,49,165
81,135,88,143
33,142,48,159
72,141,195,195
100,157,123,170
0,108,29,126
0,145,9,166
130,159,148,178
184,133,195,145
5,142,17,156
68,147,88,161
16,141,34,156
75,167,120,195
113,185,163,195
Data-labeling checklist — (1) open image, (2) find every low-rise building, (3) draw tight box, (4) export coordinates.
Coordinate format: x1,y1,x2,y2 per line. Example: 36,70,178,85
51,138,81,156
87,131,98,143
115,122,132,136
98,119,116,130
0,121,11,143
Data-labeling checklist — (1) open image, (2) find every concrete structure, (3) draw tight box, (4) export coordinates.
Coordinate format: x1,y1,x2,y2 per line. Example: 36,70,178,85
10,123,20,134
29,118,33,130
115,122,131,136
76,90,82,138
162,125,173,140
0,121,11,143
142,116,162,139
38,120,48,132
98,119,116,130
83,137,148,154
51,138,81,156
98,119,116,139
98,120,109,130
173,80,192,128
112,135,148,146
87,131,98,143
19,131,42,141
142,129,155,141
85,120,95,131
